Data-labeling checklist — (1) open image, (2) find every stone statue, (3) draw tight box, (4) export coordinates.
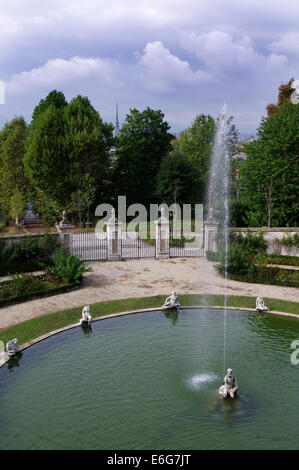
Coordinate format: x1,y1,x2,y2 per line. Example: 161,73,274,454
59,210,71,227
6,338,21,357
256,297,269,312
162,291,180,309
80,305,92,326
219,368,238,398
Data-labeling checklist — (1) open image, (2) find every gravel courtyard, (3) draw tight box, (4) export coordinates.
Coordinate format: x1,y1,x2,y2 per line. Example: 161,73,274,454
0,258,298,330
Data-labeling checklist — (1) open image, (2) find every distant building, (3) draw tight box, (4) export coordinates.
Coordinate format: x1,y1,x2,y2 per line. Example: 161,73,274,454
113,103,120,138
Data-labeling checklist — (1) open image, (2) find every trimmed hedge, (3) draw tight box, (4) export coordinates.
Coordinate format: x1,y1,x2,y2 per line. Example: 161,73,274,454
0,258,52,276
0,279,81,308
258,253,299,267
228,266,299,288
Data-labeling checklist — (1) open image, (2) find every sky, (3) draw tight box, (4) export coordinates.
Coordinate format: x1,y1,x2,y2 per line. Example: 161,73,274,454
0,0,299,135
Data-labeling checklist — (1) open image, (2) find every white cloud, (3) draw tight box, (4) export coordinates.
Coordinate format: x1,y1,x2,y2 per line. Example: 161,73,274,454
270,32,299,55
7,56,122,93
138,41,212,92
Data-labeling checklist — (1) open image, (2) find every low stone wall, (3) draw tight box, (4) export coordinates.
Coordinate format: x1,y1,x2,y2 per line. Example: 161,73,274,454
233,227,299,256
0,232,59,249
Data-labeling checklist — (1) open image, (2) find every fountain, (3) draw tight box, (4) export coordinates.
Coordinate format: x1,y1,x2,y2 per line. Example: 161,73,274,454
208,105,237,396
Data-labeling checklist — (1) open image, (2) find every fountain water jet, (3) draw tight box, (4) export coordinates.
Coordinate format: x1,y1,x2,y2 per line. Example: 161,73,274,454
207,105,236,394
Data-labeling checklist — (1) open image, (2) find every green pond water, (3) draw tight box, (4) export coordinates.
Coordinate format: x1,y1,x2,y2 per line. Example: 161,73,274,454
0,308,299,450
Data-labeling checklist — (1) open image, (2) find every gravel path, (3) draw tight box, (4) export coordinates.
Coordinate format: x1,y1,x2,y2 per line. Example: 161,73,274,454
0,258,298,330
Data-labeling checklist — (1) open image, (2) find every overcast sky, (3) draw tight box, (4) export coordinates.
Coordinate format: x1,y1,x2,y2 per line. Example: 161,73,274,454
0,0,298,135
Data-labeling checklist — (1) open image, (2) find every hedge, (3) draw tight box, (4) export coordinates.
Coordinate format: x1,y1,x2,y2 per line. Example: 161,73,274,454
0,280,82,308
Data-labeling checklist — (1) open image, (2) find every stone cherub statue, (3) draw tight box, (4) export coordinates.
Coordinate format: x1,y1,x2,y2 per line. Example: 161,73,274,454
162,291,180,310
80,305,92,326
6,338,21,357
219,368,238,398
256,297,269,312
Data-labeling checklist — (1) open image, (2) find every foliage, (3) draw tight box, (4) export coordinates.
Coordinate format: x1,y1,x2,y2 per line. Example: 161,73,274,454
0,117,29,216
216,243,249,276
46,247,92,283
232,231,267,254
205,250,220,261
0,234,60,264
9,191,27,230
275,233,299,248
255,253,299,267
230,199,250,227
239,88,299,227
0,273,80,307
24,91,112,225
113,107,174,207
266,78,295,116
156,151,200,204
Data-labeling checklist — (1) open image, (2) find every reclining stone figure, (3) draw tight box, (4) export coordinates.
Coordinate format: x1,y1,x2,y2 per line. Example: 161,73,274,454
6,338,21,357
255,297,269,312
162,291,180,310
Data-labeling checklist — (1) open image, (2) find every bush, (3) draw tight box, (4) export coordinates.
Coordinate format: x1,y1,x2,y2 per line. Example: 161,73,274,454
216,243,249,276
46,247,92,283
0,234,60,264
231,231,267,254
206,250,220,262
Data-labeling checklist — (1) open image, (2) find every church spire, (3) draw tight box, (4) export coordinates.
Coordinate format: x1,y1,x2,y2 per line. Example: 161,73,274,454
113,103,120,138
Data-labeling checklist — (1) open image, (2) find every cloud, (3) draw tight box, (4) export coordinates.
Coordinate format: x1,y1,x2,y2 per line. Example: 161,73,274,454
8,56,122,92
138,41,212,92
0,0,299,135
270,32,299,55
179,30,288,75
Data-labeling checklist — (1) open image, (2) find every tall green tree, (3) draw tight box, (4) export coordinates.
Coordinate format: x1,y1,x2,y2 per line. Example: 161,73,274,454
156,151,200,205
172,113,237,203
113,107,174,207
24,91,112,225
0,116,29,214
240,99,299,227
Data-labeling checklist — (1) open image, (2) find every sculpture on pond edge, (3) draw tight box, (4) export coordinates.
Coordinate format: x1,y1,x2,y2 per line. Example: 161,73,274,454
219,368,238,398
6,338,21,357
162,291,180,310
256,297,269,312
80,306,92,326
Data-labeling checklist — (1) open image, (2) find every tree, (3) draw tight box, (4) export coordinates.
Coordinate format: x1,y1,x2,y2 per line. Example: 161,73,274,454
156,151,200,205
24,91,112,225
9,190,26,232
113,107,174,208
172,113,238,204
266,78,296,116
0,117,29,214
240,99,299,227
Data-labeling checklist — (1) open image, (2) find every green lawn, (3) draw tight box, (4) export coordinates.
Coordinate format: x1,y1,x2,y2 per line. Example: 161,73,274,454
0,294,298,347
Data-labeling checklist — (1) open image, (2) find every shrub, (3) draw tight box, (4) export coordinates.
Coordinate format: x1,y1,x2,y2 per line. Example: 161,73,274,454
206,250,220,262
0,234,60,264
46,247,92,283
216,243,248,276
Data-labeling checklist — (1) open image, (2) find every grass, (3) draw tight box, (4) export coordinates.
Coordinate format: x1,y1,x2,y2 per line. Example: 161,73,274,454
0,294,298,347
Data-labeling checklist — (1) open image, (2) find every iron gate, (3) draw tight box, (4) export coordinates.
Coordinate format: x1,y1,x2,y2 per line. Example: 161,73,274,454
121,232,155,259
72,231,108,260
169,230,204,258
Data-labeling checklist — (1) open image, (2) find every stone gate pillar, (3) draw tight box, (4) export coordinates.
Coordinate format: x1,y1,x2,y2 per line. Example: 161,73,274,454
204,208,219,255
56,211,75,254
106,209,123,261
155,208,170,259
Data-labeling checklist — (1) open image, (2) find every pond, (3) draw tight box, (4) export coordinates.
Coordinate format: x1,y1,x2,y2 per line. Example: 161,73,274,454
0,308,299,450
